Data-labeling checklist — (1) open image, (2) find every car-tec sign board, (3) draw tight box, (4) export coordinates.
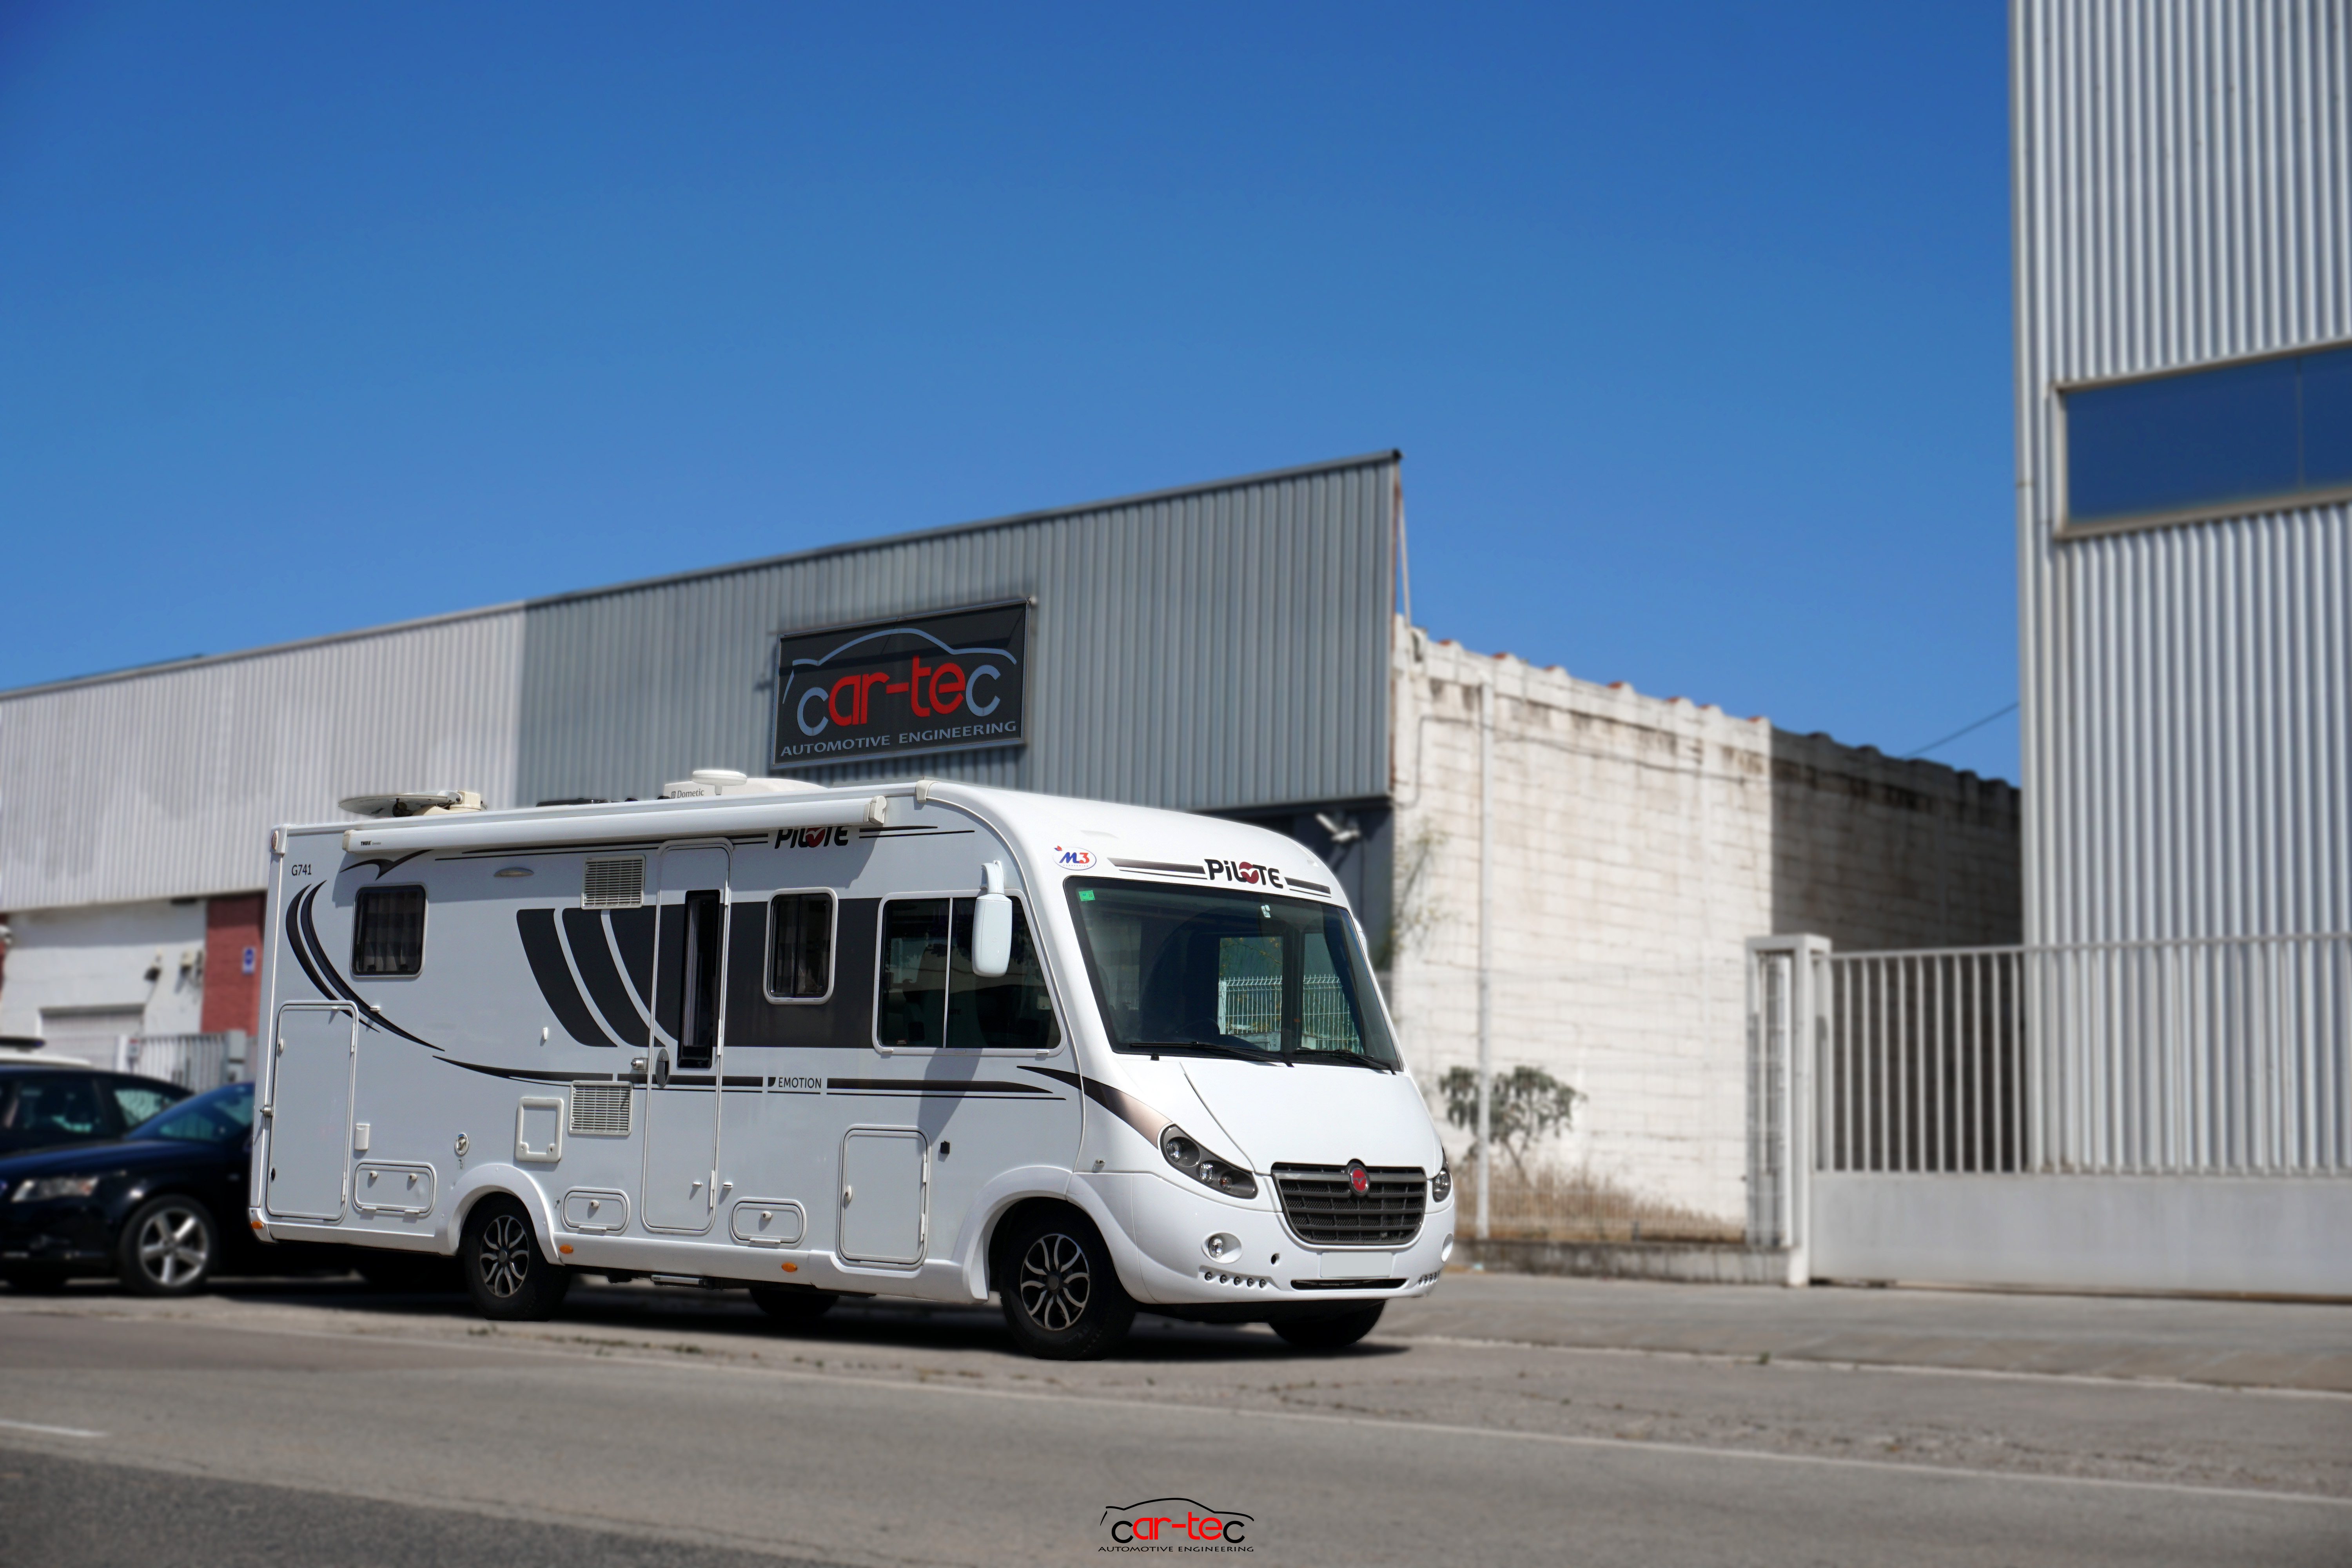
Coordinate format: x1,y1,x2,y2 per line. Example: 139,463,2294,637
771,601,1027,768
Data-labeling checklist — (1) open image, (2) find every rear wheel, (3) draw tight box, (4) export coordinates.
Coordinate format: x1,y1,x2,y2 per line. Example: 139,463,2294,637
117,1196,218,1297
1270,1302,1385,1351
748,1284,838,1327
996,1207,1134,1361
462,1198,570,1321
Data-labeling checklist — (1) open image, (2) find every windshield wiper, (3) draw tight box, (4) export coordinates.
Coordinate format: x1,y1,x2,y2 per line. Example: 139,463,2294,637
1125,1039,1280,1065
1295,1047,1396,1073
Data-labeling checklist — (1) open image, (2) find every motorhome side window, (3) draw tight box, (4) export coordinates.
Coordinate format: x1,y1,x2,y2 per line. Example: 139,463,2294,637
352,886,426,976
768,891,834,1000
875,897,1057,1051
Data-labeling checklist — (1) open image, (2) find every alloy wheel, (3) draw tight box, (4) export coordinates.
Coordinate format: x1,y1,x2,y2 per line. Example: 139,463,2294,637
135,1203,212,1290
1017,1231,1093,1332
477,1212,534,1299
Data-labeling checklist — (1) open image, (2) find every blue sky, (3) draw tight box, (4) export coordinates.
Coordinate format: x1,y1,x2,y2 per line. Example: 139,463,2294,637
0,3,2019,781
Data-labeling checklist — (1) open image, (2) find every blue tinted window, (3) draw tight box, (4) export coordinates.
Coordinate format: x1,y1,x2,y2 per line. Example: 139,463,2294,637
2064,343,2352,527
2303,346,2352,489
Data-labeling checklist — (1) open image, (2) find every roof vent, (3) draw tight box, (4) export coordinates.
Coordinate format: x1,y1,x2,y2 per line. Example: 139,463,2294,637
339,790,486,818
659,769,825,800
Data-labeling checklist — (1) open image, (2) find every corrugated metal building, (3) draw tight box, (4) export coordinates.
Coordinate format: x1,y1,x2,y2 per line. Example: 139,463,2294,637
2014,0,2350,944
0,455,1404,1053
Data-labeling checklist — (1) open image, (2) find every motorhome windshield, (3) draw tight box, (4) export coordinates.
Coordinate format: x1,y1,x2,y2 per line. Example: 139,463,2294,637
1065,880,1399,1068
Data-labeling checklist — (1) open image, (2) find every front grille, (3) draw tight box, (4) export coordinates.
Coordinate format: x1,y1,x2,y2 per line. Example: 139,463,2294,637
1272,1164,1426,1247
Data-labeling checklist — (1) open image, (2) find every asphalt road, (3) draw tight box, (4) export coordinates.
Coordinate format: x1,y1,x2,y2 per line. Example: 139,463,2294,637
2,1273,2347,1567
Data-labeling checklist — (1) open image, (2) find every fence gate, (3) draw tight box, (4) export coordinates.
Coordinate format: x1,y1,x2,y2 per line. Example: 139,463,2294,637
1750,933,2352,1296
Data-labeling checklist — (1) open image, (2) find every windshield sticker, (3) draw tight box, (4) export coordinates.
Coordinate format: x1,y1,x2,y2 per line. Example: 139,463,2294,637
1202,858,1286,889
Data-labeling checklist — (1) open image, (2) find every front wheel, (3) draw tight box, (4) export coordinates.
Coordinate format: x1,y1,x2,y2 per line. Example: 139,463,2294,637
996,1207,1134,1361
462,1197,570,1321
1271,1302,1385,1351
117,1196,218,1297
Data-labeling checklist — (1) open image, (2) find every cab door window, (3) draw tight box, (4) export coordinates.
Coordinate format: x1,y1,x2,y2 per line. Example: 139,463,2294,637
877,897,1057,1051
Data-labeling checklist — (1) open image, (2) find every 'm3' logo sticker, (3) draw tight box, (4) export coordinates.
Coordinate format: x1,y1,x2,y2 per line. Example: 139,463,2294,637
1054,846,1096,869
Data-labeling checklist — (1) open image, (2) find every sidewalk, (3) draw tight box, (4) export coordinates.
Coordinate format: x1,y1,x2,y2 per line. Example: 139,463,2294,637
1381,1270,2352,1393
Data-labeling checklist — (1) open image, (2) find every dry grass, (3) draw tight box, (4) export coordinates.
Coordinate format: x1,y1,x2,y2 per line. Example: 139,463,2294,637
1453,1161,1743,1244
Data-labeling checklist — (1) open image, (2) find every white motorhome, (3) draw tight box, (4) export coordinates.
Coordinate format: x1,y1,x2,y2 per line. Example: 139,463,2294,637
249,775,1453,1357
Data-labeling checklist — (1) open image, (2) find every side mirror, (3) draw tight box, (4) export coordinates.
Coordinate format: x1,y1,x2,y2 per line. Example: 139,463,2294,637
971,861,1013,978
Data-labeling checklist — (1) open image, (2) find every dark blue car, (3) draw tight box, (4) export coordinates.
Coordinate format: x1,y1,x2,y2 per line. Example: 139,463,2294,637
1,1082,256,1296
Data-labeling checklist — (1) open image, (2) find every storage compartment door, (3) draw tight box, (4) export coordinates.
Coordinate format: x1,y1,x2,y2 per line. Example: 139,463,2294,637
264,1004,356,1221
838,1128,926,1266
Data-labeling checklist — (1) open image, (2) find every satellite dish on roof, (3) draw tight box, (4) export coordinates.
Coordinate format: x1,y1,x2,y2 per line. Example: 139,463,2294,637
339,789,486,818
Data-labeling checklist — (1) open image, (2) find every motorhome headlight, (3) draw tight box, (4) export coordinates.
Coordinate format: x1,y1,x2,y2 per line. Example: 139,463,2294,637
1158,1124,1258,1200
13,1174,100,1203
1430,1156,1452,1205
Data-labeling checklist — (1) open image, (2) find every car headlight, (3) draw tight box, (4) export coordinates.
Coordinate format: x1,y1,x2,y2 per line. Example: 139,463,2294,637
1430,1156,1452,1204
1159,1125,1257,1200
13,1174,101,1203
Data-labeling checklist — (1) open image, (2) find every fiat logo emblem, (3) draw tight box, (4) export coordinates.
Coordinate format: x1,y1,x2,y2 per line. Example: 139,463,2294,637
1347,1160,1370,1196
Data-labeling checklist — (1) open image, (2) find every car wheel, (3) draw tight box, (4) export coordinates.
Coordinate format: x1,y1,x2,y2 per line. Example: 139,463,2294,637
117,1196,219,1297
461,1197,570,1322
748,1284,838,1327
996,1207,1134,1361
1271,1302,1385,1351
3,1266,71,1294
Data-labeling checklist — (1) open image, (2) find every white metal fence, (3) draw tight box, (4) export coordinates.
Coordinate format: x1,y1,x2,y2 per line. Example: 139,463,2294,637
1216,975,1357,1047
1748,932,2352,1292
115,1031,247,1092
1817,934,2350,1178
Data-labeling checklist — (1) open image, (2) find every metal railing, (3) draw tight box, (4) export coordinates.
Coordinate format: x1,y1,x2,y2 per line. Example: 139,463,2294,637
1814,934,2350,1177
116,1031,247,1093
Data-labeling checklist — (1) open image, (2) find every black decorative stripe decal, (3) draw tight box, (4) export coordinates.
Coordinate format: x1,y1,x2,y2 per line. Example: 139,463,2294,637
563,908,649,1047
1109,858,1209,877
1287,878,1332,895
434,1058,634,1085
345,849,431,881
824,1078,1053,1096
1019,1065,1167,1141
281,886,335,1000
518,908,612,1047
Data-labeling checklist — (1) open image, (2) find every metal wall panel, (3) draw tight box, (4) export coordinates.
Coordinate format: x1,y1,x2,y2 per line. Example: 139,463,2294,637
516,454,1397,813
0,609,524,911
2013,0,2351,942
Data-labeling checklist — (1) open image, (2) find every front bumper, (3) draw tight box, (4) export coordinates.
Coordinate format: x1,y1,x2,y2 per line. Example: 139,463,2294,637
1090,1169,1454,1308
0,1202,113,1272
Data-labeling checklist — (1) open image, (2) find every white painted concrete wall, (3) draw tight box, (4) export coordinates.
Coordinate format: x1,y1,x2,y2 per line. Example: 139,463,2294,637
1388,626,2019,1225
0,899,207,1044
1812,1173,2352,1296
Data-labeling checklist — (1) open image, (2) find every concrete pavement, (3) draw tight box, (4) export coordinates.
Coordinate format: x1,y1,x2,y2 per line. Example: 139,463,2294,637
0,1271,2345,1566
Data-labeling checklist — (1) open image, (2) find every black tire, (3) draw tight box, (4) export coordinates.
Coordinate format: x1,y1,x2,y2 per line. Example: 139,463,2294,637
116,1195,219,1297
3,1267,71,1294
1271,1302,1386,1351
748,1284,838,1327
461,1197,570,1321
353,1251,463,1293
996,1207,1134,1361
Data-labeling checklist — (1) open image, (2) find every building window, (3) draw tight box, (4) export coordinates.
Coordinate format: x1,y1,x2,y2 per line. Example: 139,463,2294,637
352,886,426,976
2063,341,2352,533
767,891,835,1001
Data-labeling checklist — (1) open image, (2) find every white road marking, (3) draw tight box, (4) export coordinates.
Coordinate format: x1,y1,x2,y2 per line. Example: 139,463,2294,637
0,1418,106,1439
